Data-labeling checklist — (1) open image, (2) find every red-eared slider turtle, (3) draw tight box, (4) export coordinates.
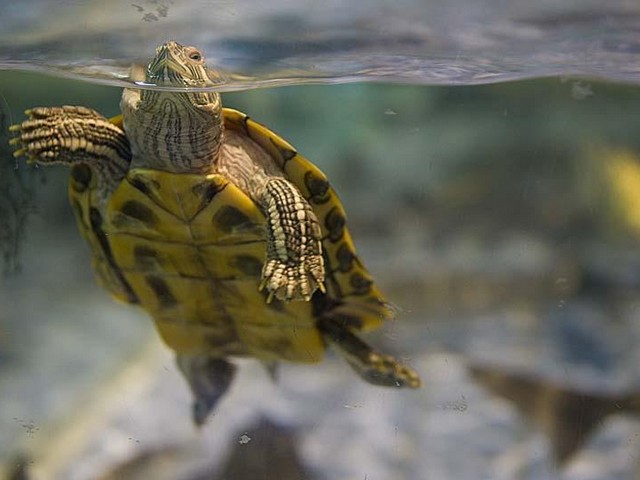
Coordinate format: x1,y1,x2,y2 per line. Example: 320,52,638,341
10,41,420,424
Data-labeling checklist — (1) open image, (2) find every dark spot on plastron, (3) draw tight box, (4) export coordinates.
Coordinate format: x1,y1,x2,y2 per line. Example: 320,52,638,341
229,255,263,276
70,164,92,193
324,207,346,242
310,290,339,318
133,245,161,270
88,206,103,231
335,243,356,272
129,175,157,195
145,275,177,307
304,171,330,204
119,200,158,226
192,181,222,205
265,295,286,312
88,206,139,304
212,206,254,233
350,272,373,296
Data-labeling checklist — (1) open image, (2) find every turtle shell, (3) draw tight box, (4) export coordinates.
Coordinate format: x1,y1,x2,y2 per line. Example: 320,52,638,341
221,109,390,330
67,115,138,305
88,108,392,363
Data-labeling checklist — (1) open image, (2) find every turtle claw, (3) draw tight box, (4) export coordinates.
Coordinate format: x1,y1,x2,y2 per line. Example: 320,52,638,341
8,106,131,177
260,255,325,302
363,353,422,389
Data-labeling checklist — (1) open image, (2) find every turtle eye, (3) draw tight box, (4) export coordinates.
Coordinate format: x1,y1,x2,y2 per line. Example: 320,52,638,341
188,50,202,62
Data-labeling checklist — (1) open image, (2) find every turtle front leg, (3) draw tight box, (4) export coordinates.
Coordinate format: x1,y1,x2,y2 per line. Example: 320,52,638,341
10,106,131,194
259,177,325,302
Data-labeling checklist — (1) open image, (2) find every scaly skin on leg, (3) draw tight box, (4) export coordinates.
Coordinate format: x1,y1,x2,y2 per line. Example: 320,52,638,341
10,106,131,195
259,177,326,302
318,318,421,389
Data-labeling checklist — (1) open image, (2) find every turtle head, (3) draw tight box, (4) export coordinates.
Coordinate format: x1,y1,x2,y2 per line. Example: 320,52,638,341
121,41,224,173
147,41,219,90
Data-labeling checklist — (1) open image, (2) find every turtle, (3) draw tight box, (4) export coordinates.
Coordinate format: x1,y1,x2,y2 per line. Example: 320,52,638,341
10,41,420,424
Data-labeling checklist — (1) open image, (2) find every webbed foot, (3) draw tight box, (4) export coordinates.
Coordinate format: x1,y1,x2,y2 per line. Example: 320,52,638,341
357,352,422,388
318,318,421,389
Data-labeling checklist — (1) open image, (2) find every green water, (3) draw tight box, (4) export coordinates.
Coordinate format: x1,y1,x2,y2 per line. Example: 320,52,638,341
3,72,640,479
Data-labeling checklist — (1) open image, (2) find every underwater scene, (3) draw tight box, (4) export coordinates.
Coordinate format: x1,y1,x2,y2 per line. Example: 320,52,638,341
3,1,640,479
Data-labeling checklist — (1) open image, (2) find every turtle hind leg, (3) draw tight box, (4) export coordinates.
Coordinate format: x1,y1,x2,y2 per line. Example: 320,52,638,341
175,354,236,426
317,318,421,389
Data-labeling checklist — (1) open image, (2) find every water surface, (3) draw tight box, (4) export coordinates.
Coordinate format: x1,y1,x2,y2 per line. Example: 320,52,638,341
2,0,640,88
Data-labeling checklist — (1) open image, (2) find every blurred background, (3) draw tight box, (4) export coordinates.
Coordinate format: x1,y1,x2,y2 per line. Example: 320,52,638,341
3,1,640,479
